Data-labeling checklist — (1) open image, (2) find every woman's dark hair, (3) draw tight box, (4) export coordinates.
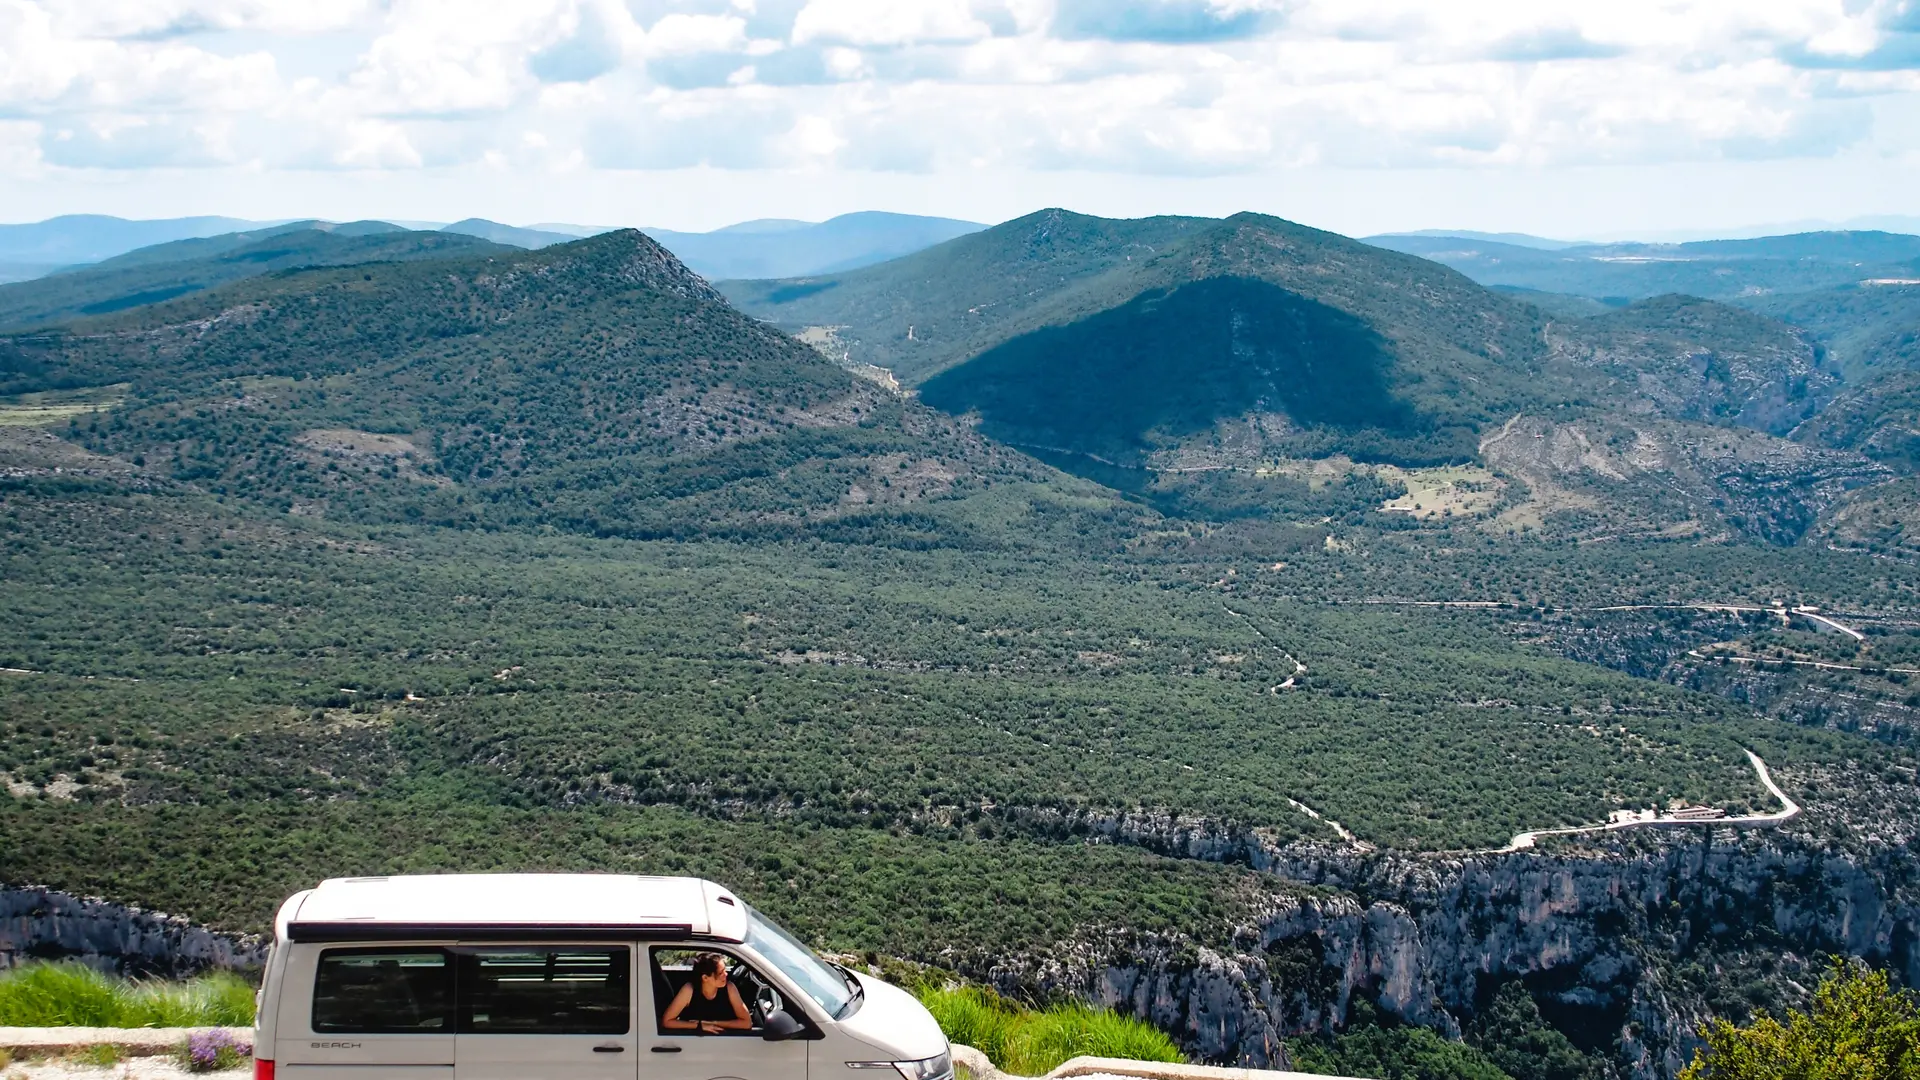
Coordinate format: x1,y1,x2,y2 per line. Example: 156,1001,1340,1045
693,954,725,981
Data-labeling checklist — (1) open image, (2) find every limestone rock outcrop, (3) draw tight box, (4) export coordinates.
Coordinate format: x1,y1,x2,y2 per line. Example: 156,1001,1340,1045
978,824,1917,1080
0,886,265,977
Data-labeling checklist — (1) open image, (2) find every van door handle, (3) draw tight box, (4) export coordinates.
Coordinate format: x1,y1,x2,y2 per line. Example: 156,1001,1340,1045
650,1046,682,1053
594,1046,627,1053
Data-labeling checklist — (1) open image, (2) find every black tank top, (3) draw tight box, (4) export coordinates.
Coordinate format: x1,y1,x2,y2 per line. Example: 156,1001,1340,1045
682,985,738,1023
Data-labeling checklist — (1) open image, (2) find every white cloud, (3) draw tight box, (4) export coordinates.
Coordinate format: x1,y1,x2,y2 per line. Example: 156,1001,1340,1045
790,0,992,47
37,0,380,38
645,12,748,53
326,118,425,168
0,0,1916,194
41,114,237,167
337,0,573,116
532,1,641,83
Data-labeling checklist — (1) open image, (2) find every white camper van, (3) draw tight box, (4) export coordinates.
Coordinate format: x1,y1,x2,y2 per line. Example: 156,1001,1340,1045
252,875,952,1080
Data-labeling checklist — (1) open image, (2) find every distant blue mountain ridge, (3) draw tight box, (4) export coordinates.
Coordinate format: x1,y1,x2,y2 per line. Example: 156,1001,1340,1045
639,212,986,279
1364,229,1920,303
0,211,986,284
7,211,1916,300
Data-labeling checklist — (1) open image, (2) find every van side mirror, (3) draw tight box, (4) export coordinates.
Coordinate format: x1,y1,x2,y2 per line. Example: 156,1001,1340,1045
762,1010,805,1042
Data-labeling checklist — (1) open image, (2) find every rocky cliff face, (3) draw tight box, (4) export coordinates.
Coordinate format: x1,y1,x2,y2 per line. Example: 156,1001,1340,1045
8,766,1913,1080
985,772,1919,1080
0,885,265,977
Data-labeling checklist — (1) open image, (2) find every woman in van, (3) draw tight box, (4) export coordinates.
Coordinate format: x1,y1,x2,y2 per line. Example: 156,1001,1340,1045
661,953,756,1034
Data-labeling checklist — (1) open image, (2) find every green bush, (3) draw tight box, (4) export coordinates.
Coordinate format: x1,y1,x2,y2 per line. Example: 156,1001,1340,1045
1292,1023,1511,1080
1680,959,1920,1080
0,963,126,1026
0,962,256,1028
70,1044,123,1066
922,987,1019,1064
124,971,258,1028
918,985,1183,1076
1468,983,1602,1080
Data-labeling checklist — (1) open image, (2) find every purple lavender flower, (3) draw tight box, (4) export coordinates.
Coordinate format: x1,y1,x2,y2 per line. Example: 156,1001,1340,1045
180,1029,253,1073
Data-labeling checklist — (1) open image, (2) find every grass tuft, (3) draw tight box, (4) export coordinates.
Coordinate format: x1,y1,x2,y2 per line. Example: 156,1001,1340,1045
124,971,258,1028
918,985,1183,1076
70,1044,123,1066
0,962,256,1028
0,964,125,1026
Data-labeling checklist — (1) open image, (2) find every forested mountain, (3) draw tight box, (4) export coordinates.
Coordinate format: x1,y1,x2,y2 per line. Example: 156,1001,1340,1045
723,210,1898,544
0,225,514,331
718,209,1222,381
731,209,1576,467
0,228,1104,545
1749,283,1920,382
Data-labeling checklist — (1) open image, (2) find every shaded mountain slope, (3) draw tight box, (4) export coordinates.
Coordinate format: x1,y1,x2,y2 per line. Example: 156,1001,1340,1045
0,226,514,331
921,275,1457,466
929,276,1408,437
735,210,1572,466
720,209,1217,381
0,230,1109,546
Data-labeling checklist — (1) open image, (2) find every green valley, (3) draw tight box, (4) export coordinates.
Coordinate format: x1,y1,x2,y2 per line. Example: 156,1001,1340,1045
2,215,1917,1080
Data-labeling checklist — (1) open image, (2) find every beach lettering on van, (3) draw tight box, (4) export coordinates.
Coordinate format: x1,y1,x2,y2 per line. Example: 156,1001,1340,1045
310,1041,363,1049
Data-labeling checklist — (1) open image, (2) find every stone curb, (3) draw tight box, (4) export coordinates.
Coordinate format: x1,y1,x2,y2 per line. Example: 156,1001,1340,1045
1,1033,1346,1079
0,1026,251,1057
952,1045,1350,1080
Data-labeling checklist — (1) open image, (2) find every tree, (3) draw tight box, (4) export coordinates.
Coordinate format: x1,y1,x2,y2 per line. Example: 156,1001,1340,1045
1680,959,1920,1080
1469,983,1601,1080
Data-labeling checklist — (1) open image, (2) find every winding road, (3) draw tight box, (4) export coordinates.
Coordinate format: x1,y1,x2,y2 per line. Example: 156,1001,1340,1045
1222,601,1819,855
1489,749,1798,853
1221,604,1307,692
1341,598,1869,635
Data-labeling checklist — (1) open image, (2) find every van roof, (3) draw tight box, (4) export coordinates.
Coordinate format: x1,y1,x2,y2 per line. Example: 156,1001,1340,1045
281,874,750,944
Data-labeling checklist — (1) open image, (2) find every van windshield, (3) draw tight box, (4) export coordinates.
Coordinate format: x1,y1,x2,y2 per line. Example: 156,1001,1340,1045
744,907,858,1019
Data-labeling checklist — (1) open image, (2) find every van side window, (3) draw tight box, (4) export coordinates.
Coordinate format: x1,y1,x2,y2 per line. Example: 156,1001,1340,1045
650,948,785,1036
457,947,630,1035
312,949,453,1033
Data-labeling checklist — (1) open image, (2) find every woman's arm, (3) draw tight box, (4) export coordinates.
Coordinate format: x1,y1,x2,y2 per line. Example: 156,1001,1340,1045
660,985,699,1030
713,984,755,1031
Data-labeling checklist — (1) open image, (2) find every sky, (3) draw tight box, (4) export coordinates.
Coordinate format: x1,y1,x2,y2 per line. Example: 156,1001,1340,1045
2,0,1920,239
